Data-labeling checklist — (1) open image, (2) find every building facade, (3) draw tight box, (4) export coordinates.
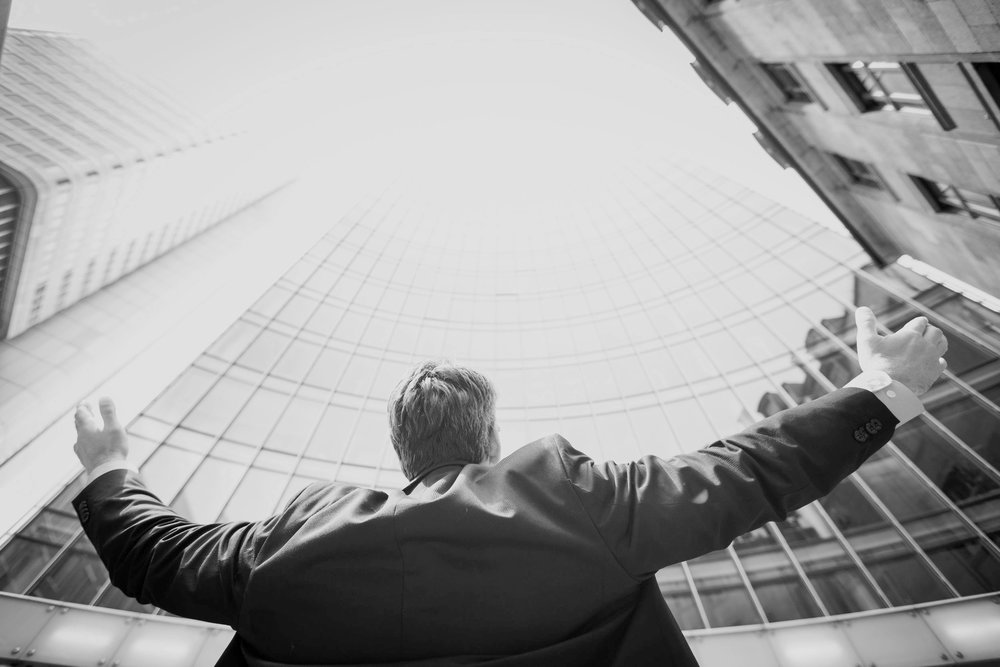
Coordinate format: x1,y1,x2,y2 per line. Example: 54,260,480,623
0,160,998,665
631,0,1000,301
0,29,292,338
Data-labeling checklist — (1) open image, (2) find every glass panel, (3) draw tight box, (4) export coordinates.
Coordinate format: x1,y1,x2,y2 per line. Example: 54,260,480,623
925,381,1000,473
819,478,952,604
687,550,762,627
305,347,350,389
219,466,288,522
205,319,260,362
171,456,248,522
856,449,1000,594
183,375,256,436
344,409,389,467
656,565,704,630
224,386,288,446
732,527,821,621
264,394,325,455
28,534,107,604
0,509,79,593
271,339,322,381
238,330,292,372
776,505,883,614
144,366,216,425
305,402,356,461
138,445,203,503
94,583,154,613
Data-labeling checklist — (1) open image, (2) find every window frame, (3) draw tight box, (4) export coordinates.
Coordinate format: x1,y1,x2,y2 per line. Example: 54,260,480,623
828,61,955,130
761,62,822,107
830,153,893,195
911,175,1000,224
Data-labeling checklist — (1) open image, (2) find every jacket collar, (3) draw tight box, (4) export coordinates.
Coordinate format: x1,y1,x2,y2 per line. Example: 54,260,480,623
403,460,474,493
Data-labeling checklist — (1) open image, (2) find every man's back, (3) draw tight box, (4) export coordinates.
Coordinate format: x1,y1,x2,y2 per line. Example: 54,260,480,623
240,437,645,663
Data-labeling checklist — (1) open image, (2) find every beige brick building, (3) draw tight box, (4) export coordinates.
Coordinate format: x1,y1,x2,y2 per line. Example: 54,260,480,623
632,0,1000,298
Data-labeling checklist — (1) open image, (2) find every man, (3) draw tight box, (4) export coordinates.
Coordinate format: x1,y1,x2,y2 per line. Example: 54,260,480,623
72,307,947,666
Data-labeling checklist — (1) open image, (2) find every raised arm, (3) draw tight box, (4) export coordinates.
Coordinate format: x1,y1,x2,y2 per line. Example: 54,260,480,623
71,399,270,626
560,307,947,579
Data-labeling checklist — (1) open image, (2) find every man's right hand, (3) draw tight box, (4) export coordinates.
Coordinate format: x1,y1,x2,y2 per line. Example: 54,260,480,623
855,306,948,396
74,397,130,474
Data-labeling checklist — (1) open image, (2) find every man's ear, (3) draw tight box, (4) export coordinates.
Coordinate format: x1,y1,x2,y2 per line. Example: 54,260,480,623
487,425,501,463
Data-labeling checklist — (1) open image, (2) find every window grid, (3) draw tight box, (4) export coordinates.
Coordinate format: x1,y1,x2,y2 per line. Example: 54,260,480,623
727,213,1000,571
590,197,822,623
4,161,1000,630
653,162,1000,586
625,165,898,614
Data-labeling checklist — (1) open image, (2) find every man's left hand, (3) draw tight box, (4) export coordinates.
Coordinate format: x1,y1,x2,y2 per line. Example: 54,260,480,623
74,397,129,474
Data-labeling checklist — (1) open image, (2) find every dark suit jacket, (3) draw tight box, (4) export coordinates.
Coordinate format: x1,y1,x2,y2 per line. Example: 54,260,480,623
73,387,897,666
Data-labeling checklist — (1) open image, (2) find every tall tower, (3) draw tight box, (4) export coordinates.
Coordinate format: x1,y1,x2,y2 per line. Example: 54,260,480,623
1,158,998,665
0,29,292,338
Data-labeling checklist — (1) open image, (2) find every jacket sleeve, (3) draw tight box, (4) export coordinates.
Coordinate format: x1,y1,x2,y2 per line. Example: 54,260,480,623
72,470,310,627
557,387,899,579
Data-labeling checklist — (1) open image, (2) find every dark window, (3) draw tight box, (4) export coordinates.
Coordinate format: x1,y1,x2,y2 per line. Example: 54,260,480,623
972,62,1000,108
912,176,1000,223
829,61,955,129
831,154,886,191
762,63,814,104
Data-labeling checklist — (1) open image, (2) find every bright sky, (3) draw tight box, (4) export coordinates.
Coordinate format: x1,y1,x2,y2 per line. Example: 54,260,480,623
9,0,838,226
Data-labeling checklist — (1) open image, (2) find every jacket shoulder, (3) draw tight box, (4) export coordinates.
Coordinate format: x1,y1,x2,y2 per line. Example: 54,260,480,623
497,433,592,480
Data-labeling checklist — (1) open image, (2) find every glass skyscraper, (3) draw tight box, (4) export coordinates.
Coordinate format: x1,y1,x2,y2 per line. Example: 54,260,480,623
0,29,291,338
1,158,999,665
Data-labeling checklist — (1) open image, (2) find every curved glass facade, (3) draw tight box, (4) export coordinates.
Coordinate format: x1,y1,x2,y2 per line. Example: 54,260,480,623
2,159,999,630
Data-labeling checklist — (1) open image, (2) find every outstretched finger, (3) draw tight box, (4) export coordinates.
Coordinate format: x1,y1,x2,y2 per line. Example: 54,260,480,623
75,403,98,431
98,396,121,430
855,307,880,356
901,316,929,334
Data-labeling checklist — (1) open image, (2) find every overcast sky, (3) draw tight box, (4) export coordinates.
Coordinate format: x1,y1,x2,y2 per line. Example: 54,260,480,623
9,0,837,225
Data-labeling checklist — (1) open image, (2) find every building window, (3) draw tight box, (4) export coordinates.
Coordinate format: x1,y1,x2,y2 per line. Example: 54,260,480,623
830,154,888,191
972,62,1000,108
829,61,955,130
761,63,815,104
912,176,1000,223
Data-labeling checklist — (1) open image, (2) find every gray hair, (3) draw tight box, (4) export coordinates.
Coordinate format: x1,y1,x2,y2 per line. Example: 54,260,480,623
388,360,497,480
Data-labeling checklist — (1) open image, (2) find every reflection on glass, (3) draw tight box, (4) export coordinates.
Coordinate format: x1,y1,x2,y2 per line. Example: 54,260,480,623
28,534,106,604
776,505,883,614
656,565,704,630
820,478,952,604
687,550,761,627
731,527,821,622
171,457,248,522
95,583,154,614
0,510,79,594
219,467,288,522
856,449,1000,594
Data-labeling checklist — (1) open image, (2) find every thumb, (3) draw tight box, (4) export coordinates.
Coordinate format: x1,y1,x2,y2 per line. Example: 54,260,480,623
98,397,121,430
855,307,880,356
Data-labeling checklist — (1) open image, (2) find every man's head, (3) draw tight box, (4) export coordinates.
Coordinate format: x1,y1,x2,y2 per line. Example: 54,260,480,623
388,360,499,480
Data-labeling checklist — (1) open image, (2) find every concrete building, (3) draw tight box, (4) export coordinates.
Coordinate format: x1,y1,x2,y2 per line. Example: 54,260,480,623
1,159,998,665
630,0,1000,300
0,28,292,338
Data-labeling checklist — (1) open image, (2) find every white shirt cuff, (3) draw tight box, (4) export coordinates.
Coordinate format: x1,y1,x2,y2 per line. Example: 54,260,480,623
845,370,924,425
87,460,138,485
